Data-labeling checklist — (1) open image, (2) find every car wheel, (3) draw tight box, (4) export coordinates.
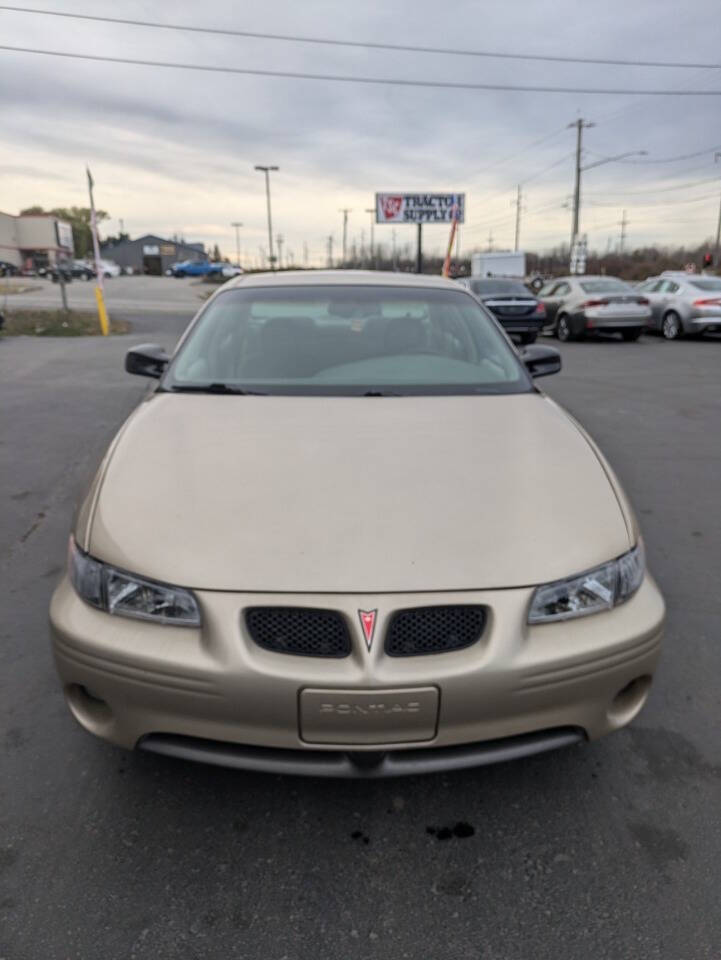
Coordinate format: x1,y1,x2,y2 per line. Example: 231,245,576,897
621,328,642,342
662,311,682,340
519,332,537,345
556,315,574,342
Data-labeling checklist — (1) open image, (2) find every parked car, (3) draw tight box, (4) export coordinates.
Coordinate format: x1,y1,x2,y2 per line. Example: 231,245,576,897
168,259,217,278
48,263,73,283
98,259,122,278
636,273,721,339
221,263,244,278
458,276,545,344
50,271,664,778
71,259,95,280
538,276,651,342
0,260,19,277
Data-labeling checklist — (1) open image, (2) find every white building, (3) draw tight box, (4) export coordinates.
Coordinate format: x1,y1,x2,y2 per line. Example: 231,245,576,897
0,211,74,271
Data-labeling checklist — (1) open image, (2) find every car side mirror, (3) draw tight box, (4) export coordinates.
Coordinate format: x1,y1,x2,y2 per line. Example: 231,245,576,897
125,344,169,378
521,344,562,378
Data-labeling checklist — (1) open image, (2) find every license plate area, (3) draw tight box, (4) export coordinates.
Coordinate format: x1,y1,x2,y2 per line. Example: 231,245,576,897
300,687,439,745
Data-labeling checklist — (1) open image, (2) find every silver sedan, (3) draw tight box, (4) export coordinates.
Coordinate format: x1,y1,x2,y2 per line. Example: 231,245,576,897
637,273,721,339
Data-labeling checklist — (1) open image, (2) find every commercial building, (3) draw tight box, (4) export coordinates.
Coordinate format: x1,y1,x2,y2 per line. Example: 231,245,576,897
0,211,74,270
100,234,207,276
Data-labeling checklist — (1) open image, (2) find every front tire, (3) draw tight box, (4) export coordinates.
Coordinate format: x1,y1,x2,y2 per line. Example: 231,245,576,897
621,328,642,342
662,311,682,340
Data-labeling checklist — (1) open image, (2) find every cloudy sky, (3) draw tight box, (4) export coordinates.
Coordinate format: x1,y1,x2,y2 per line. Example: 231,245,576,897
2,0,720,265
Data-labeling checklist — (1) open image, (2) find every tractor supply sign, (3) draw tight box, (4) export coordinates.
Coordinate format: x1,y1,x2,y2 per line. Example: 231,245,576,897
376,193,465,224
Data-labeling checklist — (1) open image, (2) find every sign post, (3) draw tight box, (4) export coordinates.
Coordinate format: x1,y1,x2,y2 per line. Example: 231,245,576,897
569,234,588,275
441,203,461,278
54,220,73,314
86,166,109,336
376,193,465,274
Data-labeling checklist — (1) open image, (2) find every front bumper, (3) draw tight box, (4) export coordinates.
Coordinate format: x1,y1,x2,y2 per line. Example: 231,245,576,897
50,575,664,776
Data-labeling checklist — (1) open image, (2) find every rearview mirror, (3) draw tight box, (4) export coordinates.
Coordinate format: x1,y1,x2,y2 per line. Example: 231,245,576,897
125,344,169,378
520,344,562,378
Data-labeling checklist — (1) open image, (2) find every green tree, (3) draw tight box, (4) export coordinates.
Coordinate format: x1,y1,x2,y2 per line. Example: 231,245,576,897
20,205,110,258
212,243,223,262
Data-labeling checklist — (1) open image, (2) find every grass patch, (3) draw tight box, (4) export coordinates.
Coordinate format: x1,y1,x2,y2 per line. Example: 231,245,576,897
0,310,131,337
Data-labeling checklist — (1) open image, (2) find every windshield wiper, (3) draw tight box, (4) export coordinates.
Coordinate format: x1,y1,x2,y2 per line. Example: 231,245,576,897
361,390,405,397
168,383,267,395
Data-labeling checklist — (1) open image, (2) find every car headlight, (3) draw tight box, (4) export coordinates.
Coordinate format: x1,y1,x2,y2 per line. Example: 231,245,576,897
528,543,645,624
68,538,201,626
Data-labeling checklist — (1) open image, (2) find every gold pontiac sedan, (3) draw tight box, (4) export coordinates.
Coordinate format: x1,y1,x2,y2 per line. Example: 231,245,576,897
50,271,664,777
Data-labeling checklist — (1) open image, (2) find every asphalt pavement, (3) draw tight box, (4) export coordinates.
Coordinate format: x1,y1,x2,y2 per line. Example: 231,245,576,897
1,274,208,314
1,320,720,960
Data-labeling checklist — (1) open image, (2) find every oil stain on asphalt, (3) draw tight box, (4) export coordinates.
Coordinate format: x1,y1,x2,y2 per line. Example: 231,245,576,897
426,822,475,841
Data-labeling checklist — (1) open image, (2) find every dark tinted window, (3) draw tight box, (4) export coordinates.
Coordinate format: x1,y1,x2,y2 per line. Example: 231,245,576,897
470,279,532,297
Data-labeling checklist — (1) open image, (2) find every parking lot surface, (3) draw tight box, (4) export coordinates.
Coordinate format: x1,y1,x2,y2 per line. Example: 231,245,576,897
1,274,208,313
1,321,719,959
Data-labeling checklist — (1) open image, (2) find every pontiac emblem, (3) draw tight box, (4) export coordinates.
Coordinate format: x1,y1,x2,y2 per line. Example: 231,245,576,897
358,609,378,652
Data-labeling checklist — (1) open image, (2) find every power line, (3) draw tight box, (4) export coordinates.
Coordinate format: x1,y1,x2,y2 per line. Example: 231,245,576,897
586,190,721,208
584,174,720,197
466,127,567,183
2,44,721,95
586,143,721,164
1,6,719,70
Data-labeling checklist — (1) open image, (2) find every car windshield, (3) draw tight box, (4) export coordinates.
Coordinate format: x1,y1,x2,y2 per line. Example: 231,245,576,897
165,284,531,396
690,278,721,291
472,280,531,297
579,279,630,294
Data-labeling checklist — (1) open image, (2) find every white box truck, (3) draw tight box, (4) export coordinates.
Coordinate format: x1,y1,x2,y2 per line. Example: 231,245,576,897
471,251,525,278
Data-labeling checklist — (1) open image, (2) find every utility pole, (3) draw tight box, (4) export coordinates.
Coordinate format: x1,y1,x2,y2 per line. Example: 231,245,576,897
303,241,308,268
618,210,629,254
714,153,721,267
513,185,522,252
326,235,334,268
569,118,596,248
487,230,493,252
254,165,279,269
416,224,423,274
391,228,397,269
364,207,375,268
86,166,109,335
230,221,243,267
338,209,351,265
276,234,284,270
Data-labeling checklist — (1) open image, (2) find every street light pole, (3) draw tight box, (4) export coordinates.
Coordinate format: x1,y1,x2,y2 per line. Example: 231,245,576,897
339,209,352,265
230,221,243,267
569,118,595,248
567,115,646,256
254,165,278,269
364,207,375,268
714,153,721,268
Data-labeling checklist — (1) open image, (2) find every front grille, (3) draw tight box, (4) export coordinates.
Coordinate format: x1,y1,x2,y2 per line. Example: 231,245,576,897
385,605,486,657
245,607,351,658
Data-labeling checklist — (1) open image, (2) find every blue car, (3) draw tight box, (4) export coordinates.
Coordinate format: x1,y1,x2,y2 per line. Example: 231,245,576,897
169,260,221,278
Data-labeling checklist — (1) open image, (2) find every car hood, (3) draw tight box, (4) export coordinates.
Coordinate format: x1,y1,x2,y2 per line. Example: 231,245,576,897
86,393,632,592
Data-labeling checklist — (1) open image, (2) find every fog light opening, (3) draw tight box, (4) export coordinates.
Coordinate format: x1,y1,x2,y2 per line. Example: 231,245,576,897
608,675,652,725
66,683,114,726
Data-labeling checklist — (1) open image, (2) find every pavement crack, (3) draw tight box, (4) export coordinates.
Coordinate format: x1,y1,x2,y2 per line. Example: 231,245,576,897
18,511,46,543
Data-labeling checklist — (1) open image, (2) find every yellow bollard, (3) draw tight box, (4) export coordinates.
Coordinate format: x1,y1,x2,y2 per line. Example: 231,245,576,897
94,285,110,336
